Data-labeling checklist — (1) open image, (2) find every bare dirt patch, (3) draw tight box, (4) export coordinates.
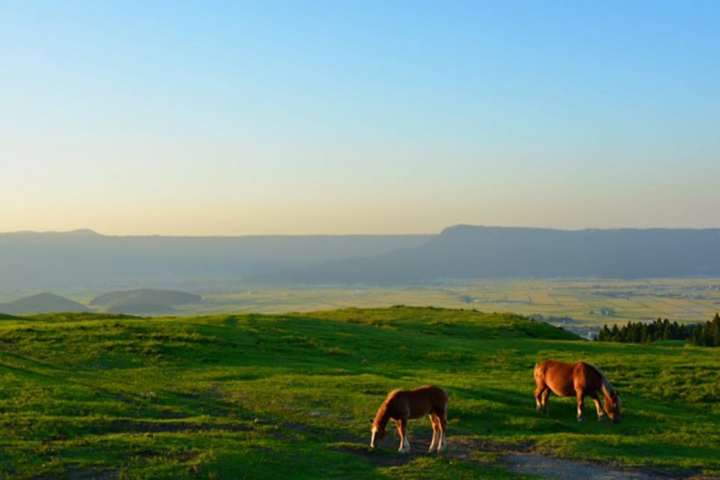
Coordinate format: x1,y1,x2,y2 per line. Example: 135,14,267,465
330,433,451,468
330,444,413,467
507,453,701,480
331,434,706,480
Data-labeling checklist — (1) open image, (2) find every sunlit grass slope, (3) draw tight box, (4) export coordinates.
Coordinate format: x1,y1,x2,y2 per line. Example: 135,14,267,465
1,307,719,479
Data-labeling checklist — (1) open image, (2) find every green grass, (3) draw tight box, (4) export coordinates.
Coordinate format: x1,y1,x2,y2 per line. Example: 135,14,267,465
1,307,719,479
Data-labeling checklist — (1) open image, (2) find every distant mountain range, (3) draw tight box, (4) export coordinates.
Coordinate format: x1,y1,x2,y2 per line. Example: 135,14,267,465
259,225,720,284
0,229,431,290
1,226,719,290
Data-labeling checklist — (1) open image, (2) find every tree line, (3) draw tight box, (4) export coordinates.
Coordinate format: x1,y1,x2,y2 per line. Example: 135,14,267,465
595,313,720,346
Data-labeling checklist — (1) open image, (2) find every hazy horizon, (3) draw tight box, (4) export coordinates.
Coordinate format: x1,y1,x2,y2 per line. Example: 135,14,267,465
3,1,719,235
4,223,720,237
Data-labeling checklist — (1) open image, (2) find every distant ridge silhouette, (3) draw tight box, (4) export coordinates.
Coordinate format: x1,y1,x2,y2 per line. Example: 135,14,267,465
260,225,720,284
0,230,431,290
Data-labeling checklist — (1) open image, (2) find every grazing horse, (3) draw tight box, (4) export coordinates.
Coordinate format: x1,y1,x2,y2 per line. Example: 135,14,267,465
533,360,622,423
370,385,448,453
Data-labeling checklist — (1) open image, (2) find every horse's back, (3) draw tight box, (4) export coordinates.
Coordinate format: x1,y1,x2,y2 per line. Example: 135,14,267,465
534,359,570,381
415,385,447,401
535,360,578,397
407,385,447,406
390,385,447,419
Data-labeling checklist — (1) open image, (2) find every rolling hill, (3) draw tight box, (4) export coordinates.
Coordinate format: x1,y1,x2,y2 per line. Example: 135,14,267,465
265,225,720,284
89,289,202,314
0,292,90,315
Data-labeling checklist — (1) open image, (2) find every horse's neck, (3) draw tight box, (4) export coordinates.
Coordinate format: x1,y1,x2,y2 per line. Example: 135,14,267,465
373,403,391,431
587,363,615,396
601,381,616,402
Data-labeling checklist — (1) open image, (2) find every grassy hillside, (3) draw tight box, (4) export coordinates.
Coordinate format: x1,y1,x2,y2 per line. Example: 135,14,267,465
0,307,718,479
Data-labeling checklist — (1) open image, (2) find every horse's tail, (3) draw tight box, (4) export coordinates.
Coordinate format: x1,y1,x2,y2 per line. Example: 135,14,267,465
587,363,616,397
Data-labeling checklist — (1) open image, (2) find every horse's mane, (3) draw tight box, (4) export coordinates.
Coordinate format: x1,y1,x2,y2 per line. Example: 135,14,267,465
387,389,403,397
586,363,617,398
374,390,402,428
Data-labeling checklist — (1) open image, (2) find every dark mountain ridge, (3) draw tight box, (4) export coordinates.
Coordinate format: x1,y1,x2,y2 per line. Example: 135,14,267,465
264,225,720,284
0,230,432,290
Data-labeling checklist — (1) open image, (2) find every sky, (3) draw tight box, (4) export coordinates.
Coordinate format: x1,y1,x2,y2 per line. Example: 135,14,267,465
1,1,719,235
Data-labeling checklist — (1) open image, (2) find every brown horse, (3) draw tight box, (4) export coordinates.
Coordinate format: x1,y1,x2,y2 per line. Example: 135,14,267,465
370,385,448,453
534,360,622,423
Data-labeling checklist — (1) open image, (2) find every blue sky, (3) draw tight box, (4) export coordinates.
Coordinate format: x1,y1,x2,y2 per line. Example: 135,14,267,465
2,1,719,235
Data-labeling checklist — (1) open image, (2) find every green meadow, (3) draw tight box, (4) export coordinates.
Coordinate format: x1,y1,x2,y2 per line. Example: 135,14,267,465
1,307,719,479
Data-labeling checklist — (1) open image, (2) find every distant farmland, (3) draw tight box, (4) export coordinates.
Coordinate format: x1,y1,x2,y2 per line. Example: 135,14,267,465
3,279,718,335
144,279,720,328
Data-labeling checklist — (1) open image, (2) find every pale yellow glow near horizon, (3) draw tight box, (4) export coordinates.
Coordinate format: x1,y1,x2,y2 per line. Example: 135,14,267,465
3,135,719,236
3,183,719,236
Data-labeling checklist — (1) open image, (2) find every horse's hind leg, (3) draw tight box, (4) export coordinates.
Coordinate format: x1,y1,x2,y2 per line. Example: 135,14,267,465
535,385,549,414
428,413,439,453
535,384,549,413
534,385,543,411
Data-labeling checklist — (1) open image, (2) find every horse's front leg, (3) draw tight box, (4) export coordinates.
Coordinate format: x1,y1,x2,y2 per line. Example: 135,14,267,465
396,419,410,453
438,411,447,452
589,392,607,422
576,392,586,422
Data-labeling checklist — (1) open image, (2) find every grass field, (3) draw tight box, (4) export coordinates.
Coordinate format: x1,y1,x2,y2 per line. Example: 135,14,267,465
1,307,719,479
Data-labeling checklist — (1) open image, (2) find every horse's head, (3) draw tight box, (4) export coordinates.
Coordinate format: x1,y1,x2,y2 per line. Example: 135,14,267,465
606,393,622,424
369,422,386,448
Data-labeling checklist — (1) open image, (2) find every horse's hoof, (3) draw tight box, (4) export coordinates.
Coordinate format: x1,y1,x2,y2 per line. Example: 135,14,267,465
598,415,607,423
577,415,586,423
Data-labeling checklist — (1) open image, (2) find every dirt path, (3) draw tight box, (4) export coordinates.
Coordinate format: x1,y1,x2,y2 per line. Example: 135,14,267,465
506,453,697,480
333,433,707,480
